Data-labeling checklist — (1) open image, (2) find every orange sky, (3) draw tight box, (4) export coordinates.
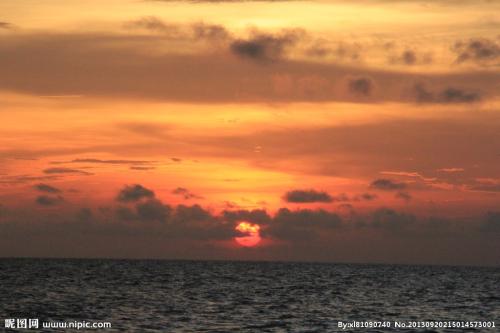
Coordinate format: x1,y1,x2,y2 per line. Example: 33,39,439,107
0,0,499,265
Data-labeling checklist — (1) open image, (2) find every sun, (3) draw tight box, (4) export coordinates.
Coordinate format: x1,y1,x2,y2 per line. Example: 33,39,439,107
235,221,261,247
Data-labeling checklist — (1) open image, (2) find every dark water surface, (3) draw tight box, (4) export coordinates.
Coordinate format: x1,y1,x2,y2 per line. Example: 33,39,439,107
0,259,498,332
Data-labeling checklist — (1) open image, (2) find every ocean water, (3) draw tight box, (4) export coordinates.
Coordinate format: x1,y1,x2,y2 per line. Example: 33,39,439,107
0,259,498,332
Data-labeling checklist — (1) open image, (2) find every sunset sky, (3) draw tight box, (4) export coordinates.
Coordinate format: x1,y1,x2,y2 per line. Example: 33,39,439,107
1,0,499,266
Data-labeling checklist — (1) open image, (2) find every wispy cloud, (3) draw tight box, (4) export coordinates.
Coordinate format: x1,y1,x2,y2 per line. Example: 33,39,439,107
34,183,61,193
370,179,407,191
43,168,92,175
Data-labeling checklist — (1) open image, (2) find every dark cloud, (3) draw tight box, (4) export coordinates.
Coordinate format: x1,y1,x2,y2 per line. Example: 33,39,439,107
136,199,172,222
158,204,237,241
0,32,498,103
113,196,340,243
480,212,500,232
113,198,236,240
370,179,407,191
469,183,500,192
36,195,64,206
1,183,499,264
395,191,412,202
348,77,373,96
390,49,432,66
264,207,342,241
174,204,212,222
355,193,378,201
125,17,229,41
230,30,303,61
414,83,481,103
441,87,481,103
337,203,354,211
115,206,137,221
43,167,92,175
76,208,93,223
371,208,416,232
34,183,61,193
125,16,174,33
284,189,333,203
453,38,500,65
191,22,230,40
130,166,156,170
305,45,331,58
117,184,155,202
222,209,272,225
71,158,156,165
0,175,60,185
306,41,362,62
172,187,202,200
331,193,350,202
401,50,417,65
0,22,13,30
115,199,173,222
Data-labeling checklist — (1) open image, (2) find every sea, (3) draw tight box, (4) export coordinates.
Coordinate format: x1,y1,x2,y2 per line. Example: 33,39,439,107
0,259,498,332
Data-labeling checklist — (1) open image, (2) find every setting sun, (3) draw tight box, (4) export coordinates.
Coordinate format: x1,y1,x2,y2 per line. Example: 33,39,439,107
235,222,261,247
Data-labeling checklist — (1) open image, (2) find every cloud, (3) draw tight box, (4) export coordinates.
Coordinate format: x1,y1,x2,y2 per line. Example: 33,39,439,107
414,83,481,103
437,168,464,173
182,113,500,180
354,193,378,201
264,207,342,241
172,187,202,200
136,199,172,222
1,182,499,265
0,22,13,30
481,212,500,232
36,195,64,206
191,22,231,40
380,171,422,178
0,31,499,103
230,30,304,61
174,204,212,222
125,17,230,41
114,198,237,240
371,208,415,232
116,189,342,241
117,184,155,202
283,189,333,203
130,166,156,170
43,167,92,175
401,50,417,65
70,158,156,165
453,38,500,65
34,183,61,193
395,191,412,202
222,209,272,225
0,175,59,185
149,0,302,3
76,208,93,223
348,77,373,96
331,193,350,202
441,87,482,103
469,184,500,192
370,179,407,191
125,16,175,33
306,41,362,62
390,49,432,66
